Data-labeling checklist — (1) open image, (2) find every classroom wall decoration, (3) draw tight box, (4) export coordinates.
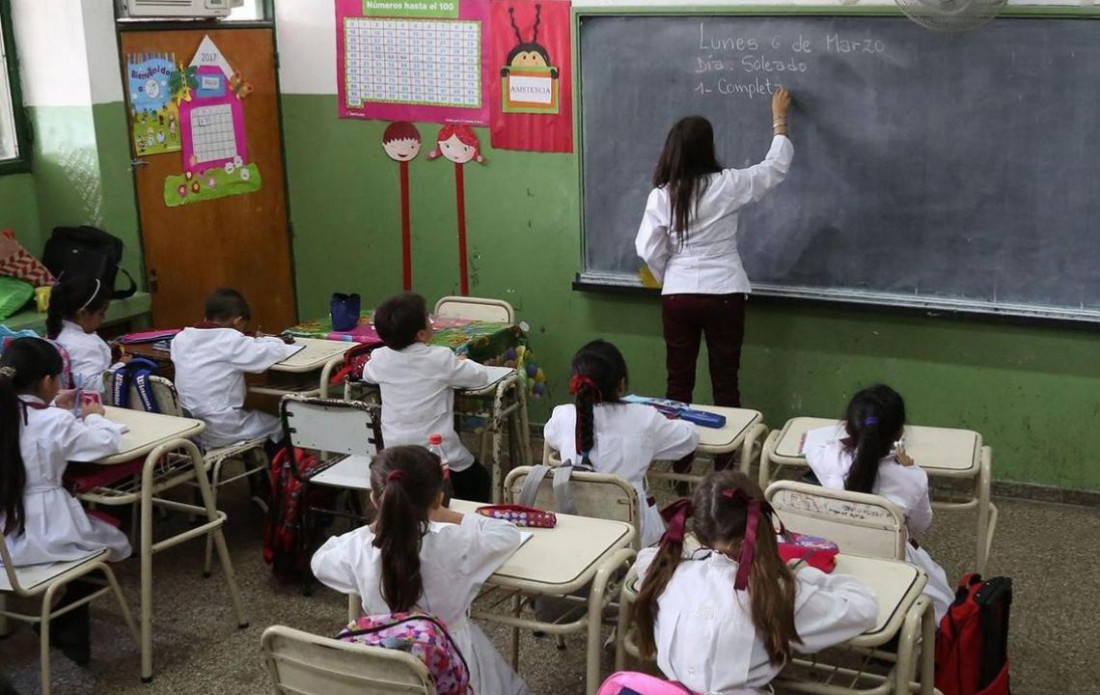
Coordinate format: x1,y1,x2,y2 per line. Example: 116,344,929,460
162,35,261,207
126,52,182,156
489,0,572,153
429,124,487,295
336,0,491,126
382,121,423,290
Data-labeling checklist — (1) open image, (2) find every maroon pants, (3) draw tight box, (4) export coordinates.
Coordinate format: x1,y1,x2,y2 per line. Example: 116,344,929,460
662,293,746,472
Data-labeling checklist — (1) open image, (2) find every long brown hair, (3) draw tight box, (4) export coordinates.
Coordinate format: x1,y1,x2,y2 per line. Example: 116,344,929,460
842,384,906,494
652,116,723,245
569,340,628,467
632,470,801,665
369,445,445,612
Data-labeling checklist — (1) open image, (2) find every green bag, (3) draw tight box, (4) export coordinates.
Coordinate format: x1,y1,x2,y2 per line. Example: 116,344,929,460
0,276,34,321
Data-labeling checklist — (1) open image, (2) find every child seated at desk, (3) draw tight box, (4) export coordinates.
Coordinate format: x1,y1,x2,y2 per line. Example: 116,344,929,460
47,274,126,394
171,288,299,449
312,445,528,694
802,384,953,623
0,337,131,664
544,339,699,546
363,292,493,502
632,470,877,694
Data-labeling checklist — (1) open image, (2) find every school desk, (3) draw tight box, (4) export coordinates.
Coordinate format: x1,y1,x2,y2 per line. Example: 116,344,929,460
249,337,350,399
78,407,247,682
761,417,998,575
544,404,767,485
616,553,935,695
459,498,636,695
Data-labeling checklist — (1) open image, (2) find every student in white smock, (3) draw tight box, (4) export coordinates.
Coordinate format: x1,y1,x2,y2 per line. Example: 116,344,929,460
0,338,131,664
171,288,299,449
632,471,878,694
802,383,954,623
312,445,528,695
544,339,699,547
362,292,494,502
47,275,123,395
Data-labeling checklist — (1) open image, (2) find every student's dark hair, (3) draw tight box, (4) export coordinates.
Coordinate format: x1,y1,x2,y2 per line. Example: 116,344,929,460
0,338,64,536
842,384,906,494
652,116,723,246
204,288,251,323
373,293,428,350
570,340,628,466
633,470,800,666
369,445,445,612
46,274,111,339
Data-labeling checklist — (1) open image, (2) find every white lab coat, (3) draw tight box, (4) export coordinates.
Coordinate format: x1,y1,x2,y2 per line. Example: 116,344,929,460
55,320,113,395
543,402,700,547
636,545,878,693
170,327,299,448
802,424,954,622
363,343,489,471
1,396,131,566
636,135,794,296
312,513,528,695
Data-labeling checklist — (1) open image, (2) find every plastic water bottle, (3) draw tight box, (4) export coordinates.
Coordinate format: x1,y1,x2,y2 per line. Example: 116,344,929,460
427,433,453,507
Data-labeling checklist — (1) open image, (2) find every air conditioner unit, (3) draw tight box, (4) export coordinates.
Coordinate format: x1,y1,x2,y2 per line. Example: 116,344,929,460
117,0,241,19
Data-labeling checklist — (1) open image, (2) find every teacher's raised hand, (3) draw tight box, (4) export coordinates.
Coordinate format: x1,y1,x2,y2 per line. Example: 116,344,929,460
772,87,792,136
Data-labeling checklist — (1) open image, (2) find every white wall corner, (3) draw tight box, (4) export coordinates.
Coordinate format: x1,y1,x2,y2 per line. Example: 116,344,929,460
83,0,126,105
11,0,93,107
275,0,338,95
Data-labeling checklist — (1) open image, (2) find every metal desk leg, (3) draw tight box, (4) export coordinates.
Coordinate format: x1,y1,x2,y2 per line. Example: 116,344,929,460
739,423,769,477
586,549,635,695
977,446,993,574
758,430,781,488
920,595,936,694
895,595,929,694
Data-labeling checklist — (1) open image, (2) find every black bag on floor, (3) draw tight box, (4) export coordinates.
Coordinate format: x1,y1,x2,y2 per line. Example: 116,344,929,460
43,226,137,299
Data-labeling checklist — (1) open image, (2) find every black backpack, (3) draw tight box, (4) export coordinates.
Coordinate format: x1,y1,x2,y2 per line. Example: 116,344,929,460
43,226,137,300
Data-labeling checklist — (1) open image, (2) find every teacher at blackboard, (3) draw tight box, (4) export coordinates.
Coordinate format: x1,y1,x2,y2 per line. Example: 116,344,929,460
635,88,793,465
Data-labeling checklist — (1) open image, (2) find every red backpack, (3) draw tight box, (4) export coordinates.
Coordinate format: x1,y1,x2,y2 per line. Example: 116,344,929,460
329,342,381,386
262,447,335,583
935,573,1012,695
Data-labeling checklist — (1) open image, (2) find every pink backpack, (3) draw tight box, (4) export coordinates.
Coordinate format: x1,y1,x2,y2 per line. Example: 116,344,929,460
598,672,697,695
337,611,472,695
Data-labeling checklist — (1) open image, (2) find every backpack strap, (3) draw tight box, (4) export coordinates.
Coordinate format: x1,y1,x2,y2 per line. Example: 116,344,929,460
552,463,580,516
109,364,131,409
128,357,159,413
518,464,553,508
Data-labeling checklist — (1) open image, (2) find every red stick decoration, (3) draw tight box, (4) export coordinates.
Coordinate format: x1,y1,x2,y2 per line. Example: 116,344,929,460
455,163,469,295
400,159,412,291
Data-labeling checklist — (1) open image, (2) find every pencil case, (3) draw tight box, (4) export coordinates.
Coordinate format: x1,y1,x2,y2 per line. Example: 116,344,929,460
476,505,556,528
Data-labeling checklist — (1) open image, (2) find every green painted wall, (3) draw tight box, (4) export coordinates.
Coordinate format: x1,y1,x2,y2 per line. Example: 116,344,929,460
0,173,39,243
24,104,143,286
285,94,1100,490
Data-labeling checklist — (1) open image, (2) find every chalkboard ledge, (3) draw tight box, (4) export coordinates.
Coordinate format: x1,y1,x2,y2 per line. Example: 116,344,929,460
573,272,1100,330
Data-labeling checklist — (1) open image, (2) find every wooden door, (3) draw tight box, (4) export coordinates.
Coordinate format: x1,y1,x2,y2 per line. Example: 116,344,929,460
121,28,296,331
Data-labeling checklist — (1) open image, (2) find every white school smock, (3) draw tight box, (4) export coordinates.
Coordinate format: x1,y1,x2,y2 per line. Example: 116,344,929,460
170,327,299,448
311,513,528,695
363,343,489,471
543,402,700,547
1,396,131,566
55,320,113,395
635,135,794,296
635,545,878,693
802,423,954,622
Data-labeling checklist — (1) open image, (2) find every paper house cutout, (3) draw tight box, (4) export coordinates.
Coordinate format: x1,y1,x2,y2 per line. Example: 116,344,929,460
180,65,247,173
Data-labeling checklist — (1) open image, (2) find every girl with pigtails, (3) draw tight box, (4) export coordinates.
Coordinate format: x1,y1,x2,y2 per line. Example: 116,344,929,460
543,340,700,547
311,445,528,695
802,384,954,623
632,470,878,693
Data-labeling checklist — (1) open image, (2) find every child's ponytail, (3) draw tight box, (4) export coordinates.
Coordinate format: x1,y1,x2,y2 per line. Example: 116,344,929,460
369,445,445,613
843,384,907,494
746,510,799,665
632,498,692,658
571,374,599,467
569,340,629,468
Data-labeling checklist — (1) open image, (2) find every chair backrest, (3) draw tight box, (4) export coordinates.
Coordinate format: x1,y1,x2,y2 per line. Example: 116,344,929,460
261,625,436,695
101,370,182,417
433,296,515,323
280,395,383,457
504,465,641,549
765,480,908,560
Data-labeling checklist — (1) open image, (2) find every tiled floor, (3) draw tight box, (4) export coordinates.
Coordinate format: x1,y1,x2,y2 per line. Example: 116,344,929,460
1,477,1096,694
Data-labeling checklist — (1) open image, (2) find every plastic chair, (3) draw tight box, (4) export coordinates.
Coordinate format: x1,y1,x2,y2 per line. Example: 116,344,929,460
765,480,909,560
280,395,384,591
261,625,435,695
433,296,515,323
101,371,270,576
0,535,139,695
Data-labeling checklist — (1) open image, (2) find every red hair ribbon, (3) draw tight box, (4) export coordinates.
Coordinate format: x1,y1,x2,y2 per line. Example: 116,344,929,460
386,470,408,485
658,498,693,545
721,488,779,591
569,374,602,400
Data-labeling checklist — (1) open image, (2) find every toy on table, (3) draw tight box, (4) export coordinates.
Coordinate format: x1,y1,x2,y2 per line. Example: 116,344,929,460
622,395,727,428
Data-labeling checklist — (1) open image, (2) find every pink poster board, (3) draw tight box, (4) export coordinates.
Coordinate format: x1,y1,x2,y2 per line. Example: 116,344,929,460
336,0,490,126
180,65,248,173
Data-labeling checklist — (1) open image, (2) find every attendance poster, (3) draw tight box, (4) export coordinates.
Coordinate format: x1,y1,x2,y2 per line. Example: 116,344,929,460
336,0,491,126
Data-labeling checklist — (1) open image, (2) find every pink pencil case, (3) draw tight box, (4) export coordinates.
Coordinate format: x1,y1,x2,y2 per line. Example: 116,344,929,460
476,505,557,528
